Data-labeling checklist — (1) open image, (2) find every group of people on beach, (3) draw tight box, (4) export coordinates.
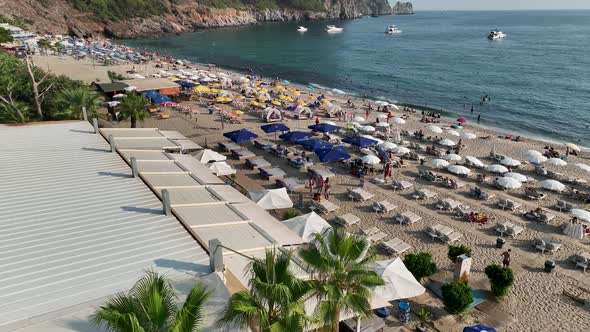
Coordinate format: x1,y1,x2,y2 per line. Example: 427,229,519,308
309,176,331,200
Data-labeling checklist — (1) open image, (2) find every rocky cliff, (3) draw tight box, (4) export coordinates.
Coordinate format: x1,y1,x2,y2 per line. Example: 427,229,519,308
0,0,414,39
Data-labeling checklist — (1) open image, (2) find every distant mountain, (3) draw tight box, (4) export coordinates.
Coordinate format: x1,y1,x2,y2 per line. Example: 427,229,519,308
0,0,414,38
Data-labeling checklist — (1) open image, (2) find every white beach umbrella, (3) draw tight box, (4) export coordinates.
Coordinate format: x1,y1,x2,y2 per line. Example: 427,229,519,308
439,139,456,147
238,76,250,83
389,104,400,111
106,101,120,107
447,130,461,137
354,116,366,122
504,172,528,183
347,121,361,128
448,165,471,175
195,149,227,163
546,158,567,166
496,177,522,190
368,258,426,302
361,135,383,145
361,155,381,165
540,179,565,192
360,148,376,156
575,163,590,173
443,153,462,162
375,101,389,106
376,122,390,128
526,150,543,158
393,118,406,124
361,125,376,133
380,142,397,151
323,121,337,126
528,154,547,164
462,132,477,140
248,188,293,210
393,146,410,155
430,159,449,169
571,209,590,222
500,157,521,167
282,211,331,243
487,164,509,174
465,156,485,168
376,113,388,119
565,143,581,152
208,161,236,176
429,125,443,133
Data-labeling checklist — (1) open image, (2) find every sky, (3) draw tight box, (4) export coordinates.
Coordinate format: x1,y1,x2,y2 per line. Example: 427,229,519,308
409,0,590,10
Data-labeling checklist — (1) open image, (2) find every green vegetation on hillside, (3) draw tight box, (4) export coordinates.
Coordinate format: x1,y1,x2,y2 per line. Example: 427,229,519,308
0,14,32,29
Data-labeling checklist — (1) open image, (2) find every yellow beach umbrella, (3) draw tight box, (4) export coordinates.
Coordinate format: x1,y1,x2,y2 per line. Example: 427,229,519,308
233,110,244,115
194,85,211,93
271,100,281,106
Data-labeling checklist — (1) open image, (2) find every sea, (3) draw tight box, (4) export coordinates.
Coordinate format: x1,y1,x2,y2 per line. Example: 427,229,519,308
123,11,590,147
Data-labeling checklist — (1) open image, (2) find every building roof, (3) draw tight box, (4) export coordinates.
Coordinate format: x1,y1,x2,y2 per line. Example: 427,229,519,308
120,78,180,92
101,128,203,152
92,81,129,93
0,122,214,331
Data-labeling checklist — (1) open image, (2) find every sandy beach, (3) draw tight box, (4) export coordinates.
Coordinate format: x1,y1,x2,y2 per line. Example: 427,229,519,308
35,54,590,332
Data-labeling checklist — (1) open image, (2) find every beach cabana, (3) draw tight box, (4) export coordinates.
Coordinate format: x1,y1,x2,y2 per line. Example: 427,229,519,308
194,149,227,164
262,107,282,123
248,188,293,210
279,131,312,142
315,146,351,162
368,258,426,301
223,129,258,143
282,211,331,242
342,136,379,148
261,123,289,134
297,139,333,151
308,123,340,133
295,106,313,119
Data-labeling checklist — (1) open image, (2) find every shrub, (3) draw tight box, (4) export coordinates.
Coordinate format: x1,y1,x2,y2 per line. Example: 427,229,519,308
107,71,126,81
283,208,301,220
414,307,432,330
484,264,514,299
404,252,436,282
441,281,473,314
447,244,472,262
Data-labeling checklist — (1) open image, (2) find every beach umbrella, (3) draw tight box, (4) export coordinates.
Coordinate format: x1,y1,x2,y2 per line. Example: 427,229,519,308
342,136,379,148
106,101,120,107
575,163,590,173
194,149,227,163
457,118,468,124
360,148,376,156
279,131,312,142
315,146,351,162
209,161,236,176
376,122,389,128
526,150,543,158
282,211,331,242
486,164,509,174
389,104,400,111
393,146,410,155
500,157,521,167
447,130,461,137
261,123,289,133
462,132,477,139
380,142,398,151
297,139,333,151
546,158,567,166
463,324,496,332
361,155,381,165
361,135,383,145
238,76,250,83
439,139,456,147
504,172,528,183
375,101,388,106
465,156,485,167
223,128,258,143
323,121,337,126
528,154,547,164
353,116,365,122
347,121,362,128
540,179,565,192
565,143,581,152
430,159,449,168
571,209,590,222
368,258,426,302
376,113,388,119
429,125,443,133
496,177,522,190
308,123,340,133
361,125,376,133
447,165,471,175
393,118,406,124
248,188,293,210
443,153,462,161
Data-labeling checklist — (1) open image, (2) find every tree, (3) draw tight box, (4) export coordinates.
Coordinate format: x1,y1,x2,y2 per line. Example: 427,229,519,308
37,38,52,55
484,264,514,300
441,281,473,314
118,92,150,128
414,307,433,332
404,252,437,282
55,86,102,120
299,228,384,332
24,54,54,118
90,270,212,332
0,27,13,44
218,248,315,332
447,244,472,263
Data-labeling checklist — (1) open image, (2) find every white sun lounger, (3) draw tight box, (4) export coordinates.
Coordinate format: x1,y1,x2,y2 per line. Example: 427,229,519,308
392,180,413,191
556,200,576,212
276,177,305,192
395,211,421,225
246,157,271,170
336,213,360,227
372,200,397,213
231,148,256,160
259,167,286,181
413,188,437,200
436,198,461,211
218,142,240,152
347,187,374,202
363,227,387,243
497,198,522,211
310,199,340,214
382,238,411,255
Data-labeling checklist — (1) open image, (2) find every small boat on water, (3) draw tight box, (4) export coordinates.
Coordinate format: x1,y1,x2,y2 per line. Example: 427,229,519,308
297,26,308,32
326,25,343,33
488,29,506,40
385,25,402,34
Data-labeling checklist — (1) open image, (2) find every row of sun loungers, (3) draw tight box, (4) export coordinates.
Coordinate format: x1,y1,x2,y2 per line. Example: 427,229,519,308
425,224,463,243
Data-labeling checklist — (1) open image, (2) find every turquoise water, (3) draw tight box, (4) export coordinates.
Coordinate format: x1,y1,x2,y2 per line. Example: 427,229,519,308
123,11,590,146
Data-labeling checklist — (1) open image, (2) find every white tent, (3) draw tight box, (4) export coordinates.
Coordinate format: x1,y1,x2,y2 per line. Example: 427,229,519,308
282,211,331,242
263,107,282,123
540,179,565,192
447,165,470,175
248,188,294,210
369,258,426,302
195,149,227,164
209,161,236,176
295,106,313,119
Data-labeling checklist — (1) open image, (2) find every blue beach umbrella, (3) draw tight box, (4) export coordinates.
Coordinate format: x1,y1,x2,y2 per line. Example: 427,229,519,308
342,136,379,148
176,80,197,88
279,131,312,142
463,325,496,332
315,146,351,162
261,123,290,134
308,123,340,133
223,129,259,143
297,139,333,151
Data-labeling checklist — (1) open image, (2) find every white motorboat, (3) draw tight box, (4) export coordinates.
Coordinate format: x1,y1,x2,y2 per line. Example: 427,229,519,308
488,29,506,40
297,26,308,32
326,25,343,33
385,25,402,34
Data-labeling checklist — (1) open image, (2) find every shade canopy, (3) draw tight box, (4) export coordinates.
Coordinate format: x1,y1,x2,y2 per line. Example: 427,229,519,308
282,212,331,242
315,146,351,162
297,139,333,151
369,258,426,302
208,161,236,176
496,177,522,190
430,159,449,168
361,155,381,165
261,123,290,133
223,129,258,143
279,131,312,142
308,123,340,133
194,149,227,164
540,179,565,192
342,136,379,148
448,165,470,175
248,188,293,210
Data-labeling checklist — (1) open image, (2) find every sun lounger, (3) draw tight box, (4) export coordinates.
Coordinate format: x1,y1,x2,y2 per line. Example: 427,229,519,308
425,225,441,241
506,224,524,237
372,200,397,213
418,169,430,178
444,231,463,243
276,177,305,192
533,238,546,253
253,139,275,151
391,180,413,191
308,168,336,181
556,200,576,212
524,188,546,200
413,189,437,200
469,187,496,200
533,237,562,254
497,198,522,211
571,253,589,272
382,238,411,255
259,167,286,181
347,187,374,202
524,208,555,222
287,157,313,169
436,198,461,211
363,227,387,243
454,205,471,217
395,211,421,225
231,148,256,160
218,142,241,152
310,199,340,214
336,212,360,227
246,157,271,170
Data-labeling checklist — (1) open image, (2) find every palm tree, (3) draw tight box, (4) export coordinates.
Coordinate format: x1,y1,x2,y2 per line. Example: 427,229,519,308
90,270,211,332
299,228,384,332
119,92,150,128
218,248,316,332
55,87,102,120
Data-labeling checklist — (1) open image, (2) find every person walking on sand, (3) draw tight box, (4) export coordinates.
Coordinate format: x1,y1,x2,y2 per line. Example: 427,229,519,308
317,176,324,194
315,117,320,126
324,178,331,199
501,249,511,268
308,176,315,196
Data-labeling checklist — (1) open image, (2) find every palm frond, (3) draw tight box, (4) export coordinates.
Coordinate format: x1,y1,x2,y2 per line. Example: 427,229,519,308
131,270,177,330
170,282,212,332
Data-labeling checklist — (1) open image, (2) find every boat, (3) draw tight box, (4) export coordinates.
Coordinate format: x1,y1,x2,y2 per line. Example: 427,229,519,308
297,26,308,32
487,29,506,40
385,25,402,34
326,25,343,33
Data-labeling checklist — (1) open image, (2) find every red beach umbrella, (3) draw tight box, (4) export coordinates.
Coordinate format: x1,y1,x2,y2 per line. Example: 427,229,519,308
457,118,468,123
